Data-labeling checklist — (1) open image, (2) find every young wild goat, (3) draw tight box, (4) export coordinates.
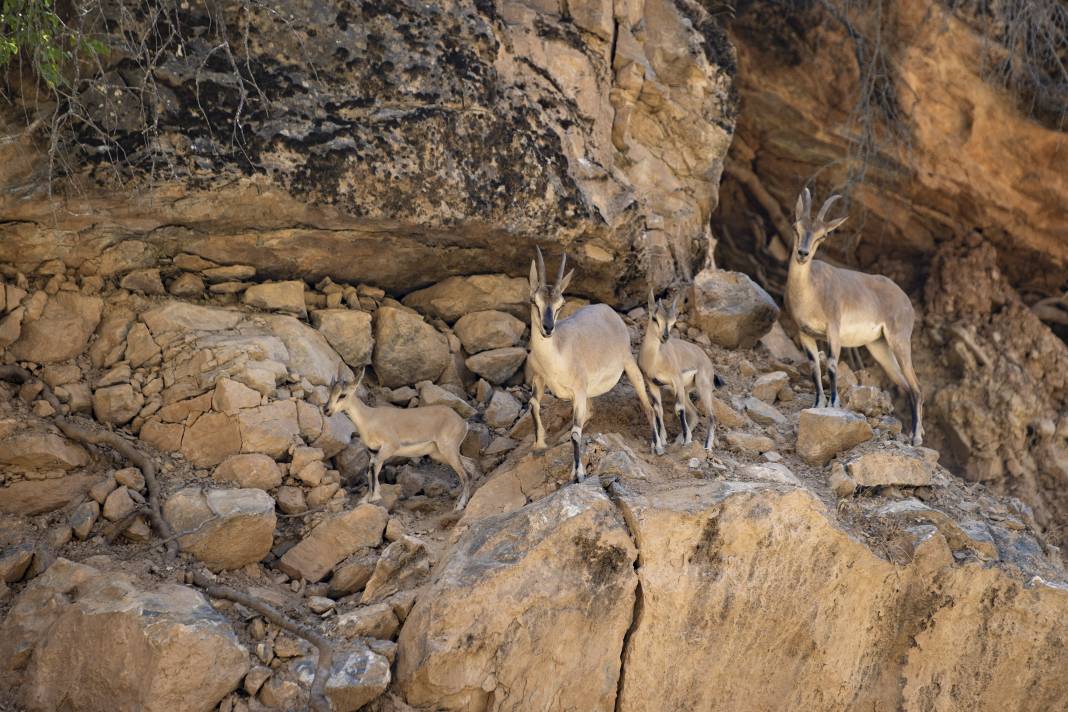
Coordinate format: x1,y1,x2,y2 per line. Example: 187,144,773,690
326,371,474,510
527,248,661,480
786,187,924,445
639,292,720,452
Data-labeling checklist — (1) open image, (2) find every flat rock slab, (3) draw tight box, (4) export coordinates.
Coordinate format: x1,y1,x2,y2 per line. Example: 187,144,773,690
845,449,934,487
796,408,874,466
277,504,388,582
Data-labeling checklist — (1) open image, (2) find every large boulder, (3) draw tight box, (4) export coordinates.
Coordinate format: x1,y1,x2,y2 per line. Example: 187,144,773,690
613,481,1068,711
403,275,529,323
9,292,103,363
163,488,277,571
92,384,144,426
453,310,526,353
277,504,388,583
0,475,100,516
372,306,450,388
0,558,249,711
796,408,874,466
212,453,283,490
262,315,349,386
312,309,374,368
397,484,637,711
689,269,779,349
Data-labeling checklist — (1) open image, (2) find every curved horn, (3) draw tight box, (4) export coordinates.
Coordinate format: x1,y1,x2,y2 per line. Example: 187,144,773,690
556,252,567,286
795,187,813,224
536,246,547,285
816,194,842,224
354,367,366,389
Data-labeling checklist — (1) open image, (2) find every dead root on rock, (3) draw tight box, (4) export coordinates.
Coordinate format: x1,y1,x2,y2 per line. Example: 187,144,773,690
0,364,178,560
191,571,335,712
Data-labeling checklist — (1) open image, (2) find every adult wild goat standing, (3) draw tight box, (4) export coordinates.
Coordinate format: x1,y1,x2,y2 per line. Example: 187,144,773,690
639,292,720,452
326,371,473,510
526,248,661,480
785,187,924,445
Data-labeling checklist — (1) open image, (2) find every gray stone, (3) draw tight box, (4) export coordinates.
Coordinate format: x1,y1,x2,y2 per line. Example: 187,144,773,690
453,310,526,353
796,408,874,466
311,309,374,368
465,347,526,385
484,390,522,429
689,269,779,349
418,382,476,418
372,306,450,388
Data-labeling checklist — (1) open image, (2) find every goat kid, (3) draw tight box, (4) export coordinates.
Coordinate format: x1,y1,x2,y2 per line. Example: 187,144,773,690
639,292,720,452
527,248,661,480
326,372,473,510
785,187,924,445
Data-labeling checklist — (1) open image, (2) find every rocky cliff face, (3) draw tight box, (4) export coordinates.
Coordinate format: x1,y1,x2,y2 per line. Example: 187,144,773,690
0,0,735,303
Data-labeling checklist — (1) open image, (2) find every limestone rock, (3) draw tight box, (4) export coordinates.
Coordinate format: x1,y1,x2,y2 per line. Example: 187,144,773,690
398,485,637,711
484,389,522,429
277,504,388,583
311,309,374,368
10,292,103,363
402,275,529,323
243,280,307,317
311,412,356,458
168,272,205,297
418,382,475,418
465,347,526,385
0,544,33,583
743,462,801,486
142,301,243,335
120,268,166,295
69,501,99,540
328,550,378,598
125,322,161,368
140,419,184,452
796,408,874,466
203,264,255,283
115,467,145,490
238,401,301,458
320,643,391,712
760,322,805,363
372,306,450,388
182,412,242,467
0,475,100,516
361,537,430,604
0,431,88,471
92,383,144,425
213,377,262,413
102,486,137,521
724,431,775,454
743,397,786,426
0,559,248,711
213,454,283,490
751,371,789,403
453,310,526,353
844,385,893,417
689,269,779,349
262,315,349,386
0,306,24,348
336,602,400,641
845,449,934,487
164,488,276,571
275,486,306,515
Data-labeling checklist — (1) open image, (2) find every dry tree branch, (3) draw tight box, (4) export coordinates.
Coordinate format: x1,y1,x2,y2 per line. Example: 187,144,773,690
192,572,335,712
0,364,178,560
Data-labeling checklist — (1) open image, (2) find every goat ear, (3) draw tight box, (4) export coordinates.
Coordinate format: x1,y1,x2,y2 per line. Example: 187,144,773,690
529,259,540,297
647,288,655,313
670,293,679,316
822,215,848,235
556,269,575,295
796,187,811,224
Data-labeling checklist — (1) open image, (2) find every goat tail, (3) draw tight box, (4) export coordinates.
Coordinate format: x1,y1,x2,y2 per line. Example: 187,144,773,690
714,373,726,388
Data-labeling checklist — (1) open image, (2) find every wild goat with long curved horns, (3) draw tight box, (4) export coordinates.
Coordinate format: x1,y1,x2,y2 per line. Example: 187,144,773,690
786,187,924,445
526,248,662,480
